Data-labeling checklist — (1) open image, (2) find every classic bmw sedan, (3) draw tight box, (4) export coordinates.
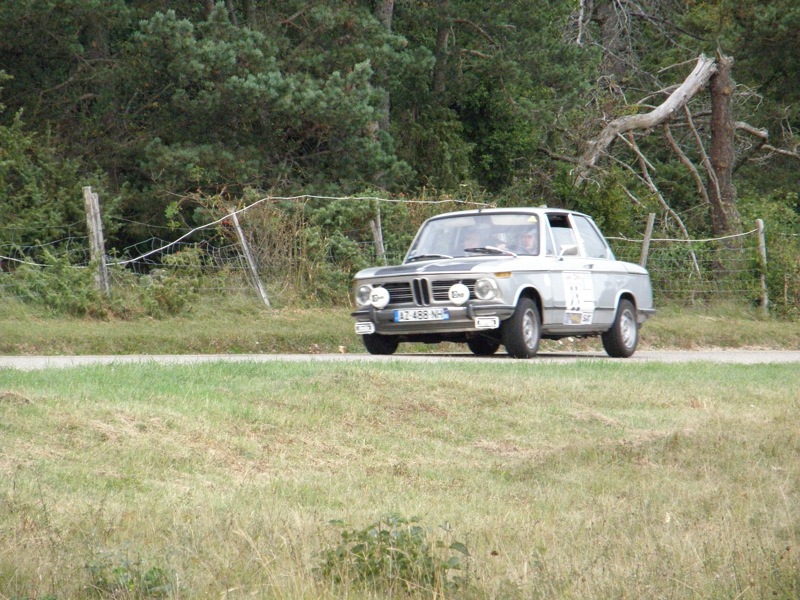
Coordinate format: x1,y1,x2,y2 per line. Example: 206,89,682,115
351,207,655,358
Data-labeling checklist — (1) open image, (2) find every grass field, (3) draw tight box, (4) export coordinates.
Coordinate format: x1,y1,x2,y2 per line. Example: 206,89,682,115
1,298,799,355
1,358,798,598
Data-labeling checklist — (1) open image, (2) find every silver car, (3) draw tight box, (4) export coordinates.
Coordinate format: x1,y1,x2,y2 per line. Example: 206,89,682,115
351,208,655,358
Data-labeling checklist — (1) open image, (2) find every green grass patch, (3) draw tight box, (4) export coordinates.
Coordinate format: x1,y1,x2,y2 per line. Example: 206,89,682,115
1,360,798,598
1,299,799,355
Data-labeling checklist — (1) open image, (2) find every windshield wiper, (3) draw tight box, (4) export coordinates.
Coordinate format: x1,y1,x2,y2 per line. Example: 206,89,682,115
406,253,453,263
464,246,518,257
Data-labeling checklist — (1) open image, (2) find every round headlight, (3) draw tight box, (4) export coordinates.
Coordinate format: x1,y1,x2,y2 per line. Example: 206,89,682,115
355,285,372,307
474,278,499,300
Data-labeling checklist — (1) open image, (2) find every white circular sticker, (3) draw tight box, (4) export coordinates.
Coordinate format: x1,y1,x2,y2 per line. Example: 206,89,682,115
370,286,390,309
448,283,470,305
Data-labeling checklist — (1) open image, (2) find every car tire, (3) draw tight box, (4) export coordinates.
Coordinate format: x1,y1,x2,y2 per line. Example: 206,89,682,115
602,299,638,358
361,333,399,355
501,297,541,358
466,335,501,356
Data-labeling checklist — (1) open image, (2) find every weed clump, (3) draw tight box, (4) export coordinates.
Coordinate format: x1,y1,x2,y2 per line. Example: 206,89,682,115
318,513,470,596
85,550,173,599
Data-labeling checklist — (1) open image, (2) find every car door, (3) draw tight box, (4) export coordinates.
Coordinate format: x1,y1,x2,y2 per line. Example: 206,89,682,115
543,213,597,332
571,214,617,327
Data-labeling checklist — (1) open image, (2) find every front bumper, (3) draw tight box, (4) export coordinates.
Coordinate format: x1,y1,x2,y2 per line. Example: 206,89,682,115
352,302,516,336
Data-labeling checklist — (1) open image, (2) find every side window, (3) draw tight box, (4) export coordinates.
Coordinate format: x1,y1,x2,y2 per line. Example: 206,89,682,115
573,215,610,259
547,214,578,255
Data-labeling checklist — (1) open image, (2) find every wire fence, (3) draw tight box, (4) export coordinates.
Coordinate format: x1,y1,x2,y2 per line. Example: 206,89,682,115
1,195,798,314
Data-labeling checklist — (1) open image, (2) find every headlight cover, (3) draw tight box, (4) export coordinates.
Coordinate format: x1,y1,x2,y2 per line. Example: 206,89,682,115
474,277,499,300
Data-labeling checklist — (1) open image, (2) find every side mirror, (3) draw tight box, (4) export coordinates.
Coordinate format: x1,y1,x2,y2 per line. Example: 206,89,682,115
559,244,579,257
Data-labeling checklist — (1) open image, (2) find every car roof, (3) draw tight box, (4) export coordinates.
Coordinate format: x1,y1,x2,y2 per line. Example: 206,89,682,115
425,207,583,221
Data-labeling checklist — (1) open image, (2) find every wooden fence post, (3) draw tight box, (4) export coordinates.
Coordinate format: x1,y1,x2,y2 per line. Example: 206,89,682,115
82,186,110,296
369,202,386,265
756,218,769,314
230,209,271,307
639,213,656,268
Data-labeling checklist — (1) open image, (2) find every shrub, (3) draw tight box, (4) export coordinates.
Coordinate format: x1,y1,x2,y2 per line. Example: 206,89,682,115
318,514,470,596
85,549,173,599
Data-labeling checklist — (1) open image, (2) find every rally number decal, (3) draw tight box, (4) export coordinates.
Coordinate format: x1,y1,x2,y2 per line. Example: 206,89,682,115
563,272,595,325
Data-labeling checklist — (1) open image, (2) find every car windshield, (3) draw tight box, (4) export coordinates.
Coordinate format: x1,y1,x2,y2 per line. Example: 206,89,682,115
406,213,541,261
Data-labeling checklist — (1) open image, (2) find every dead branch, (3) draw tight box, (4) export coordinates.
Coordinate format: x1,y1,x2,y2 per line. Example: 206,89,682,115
576,54,717,183
684,105,720,206
621,132,701,274
663,123,710,207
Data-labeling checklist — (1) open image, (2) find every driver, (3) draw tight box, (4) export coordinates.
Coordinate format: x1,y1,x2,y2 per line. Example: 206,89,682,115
519,229,538,254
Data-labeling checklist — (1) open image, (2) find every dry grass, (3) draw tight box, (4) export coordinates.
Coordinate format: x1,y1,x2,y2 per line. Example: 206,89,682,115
1,360,798,598
1,298,799,356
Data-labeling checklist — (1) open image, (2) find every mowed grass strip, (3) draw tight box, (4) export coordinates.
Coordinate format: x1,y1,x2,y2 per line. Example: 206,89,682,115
1,360,798,598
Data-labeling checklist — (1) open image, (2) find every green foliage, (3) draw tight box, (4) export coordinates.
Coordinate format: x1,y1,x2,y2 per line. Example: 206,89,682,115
7,249,107,317
0,111,99,247
135,247,205,317
318,514,470,595
0,0,799,313
85,549,172,599
4,246,209,318
739,191,800,318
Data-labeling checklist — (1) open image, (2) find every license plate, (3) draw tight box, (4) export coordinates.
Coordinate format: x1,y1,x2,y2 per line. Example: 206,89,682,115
355,322,376,335
394,308,450,322
474,316,500,329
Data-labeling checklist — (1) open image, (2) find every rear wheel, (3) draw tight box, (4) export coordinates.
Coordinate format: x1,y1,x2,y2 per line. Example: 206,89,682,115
501,298,541,358
466,336,500,356
361,333,399,355
602,299,638,358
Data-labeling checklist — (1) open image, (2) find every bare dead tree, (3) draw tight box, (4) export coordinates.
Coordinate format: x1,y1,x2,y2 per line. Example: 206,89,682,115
707,54,740,237
576,55,717,181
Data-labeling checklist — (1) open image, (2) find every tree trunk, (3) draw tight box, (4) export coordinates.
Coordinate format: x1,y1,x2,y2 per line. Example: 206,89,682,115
374,0,394,30
708,54,741,237
431,0,452,101
592,0,629,82
243,0,257,28
374,0,394,133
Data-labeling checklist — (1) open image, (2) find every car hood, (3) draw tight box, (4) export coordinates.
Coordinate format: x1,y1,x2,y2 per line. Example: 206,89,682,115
355,257,523,278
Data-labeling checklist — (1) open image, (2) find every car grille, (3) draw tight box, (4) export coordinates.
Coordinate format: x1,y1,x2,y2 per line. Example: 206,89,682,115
383,278,476,306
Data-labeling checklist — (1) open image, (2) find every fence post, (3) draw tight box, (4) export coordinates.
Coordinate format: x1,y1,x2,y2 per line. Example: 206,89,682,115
82,186,110,296
369,202,386,265
230,209,271,307
756,218,769,314
639,213,656,268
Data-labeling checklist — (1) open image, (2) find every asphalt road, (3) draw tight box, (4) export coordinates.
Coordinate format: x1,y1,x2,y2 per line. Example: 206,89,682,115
1,350,800,370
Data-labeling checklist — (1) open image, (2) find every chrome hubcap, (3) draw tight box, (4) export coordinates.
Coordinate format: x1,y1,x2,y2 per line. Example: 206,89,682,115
620,309,636,349
523,309,538,348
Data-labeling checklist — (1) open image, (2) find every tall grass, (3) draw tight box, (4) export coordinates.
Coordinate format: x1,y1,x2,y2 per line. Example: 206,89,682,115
1,360,798,598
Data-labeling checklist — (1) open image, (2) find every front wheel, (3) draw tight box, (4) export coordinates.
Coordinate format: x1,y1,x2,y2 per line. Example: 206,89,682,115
602,299,638,358
361,333,399,355
466,335,501,356
501,298,541,358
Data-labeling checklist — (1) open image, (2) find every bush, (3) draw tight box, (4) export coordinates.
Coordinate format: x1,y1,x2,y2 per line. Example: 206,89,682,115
4,246,209,319
7,249,107,317
318,514,470,596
